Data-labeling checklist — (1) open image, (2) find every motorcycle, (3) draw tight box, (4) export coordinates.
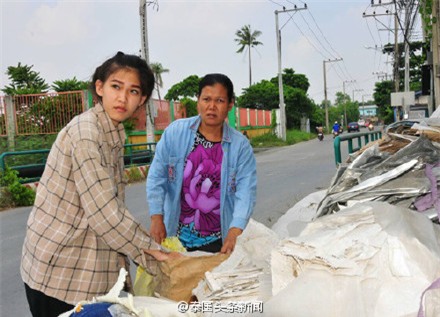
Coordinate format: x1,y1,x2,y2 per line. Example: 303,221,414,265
333,130,339,139
316,126,324,141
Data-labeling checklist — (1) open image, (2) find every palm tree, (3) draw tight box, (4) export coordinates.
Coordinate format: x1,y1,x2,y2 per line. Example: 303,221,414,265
234,25,263,87
150,62,169,102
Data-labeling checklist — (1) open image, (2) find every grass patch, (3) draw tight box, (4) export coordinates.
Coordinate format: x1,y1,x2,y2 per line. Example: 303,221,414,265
251,129,315,147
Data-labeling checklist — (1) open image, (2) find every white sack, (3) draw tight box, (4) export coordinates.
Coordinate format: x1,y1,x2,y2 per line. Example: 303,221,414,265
266,202,440,317
271,190,326,238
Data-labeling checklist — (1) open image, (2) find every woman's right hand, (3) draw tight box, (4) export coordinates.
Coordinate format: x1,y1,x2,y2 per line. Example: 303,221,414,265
143,249,183,262
150,214,166,244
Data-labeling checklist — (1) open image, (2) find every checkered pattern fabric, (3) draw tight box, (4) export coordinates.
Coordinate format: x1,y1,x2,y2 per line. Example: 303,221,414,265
21,103,160,305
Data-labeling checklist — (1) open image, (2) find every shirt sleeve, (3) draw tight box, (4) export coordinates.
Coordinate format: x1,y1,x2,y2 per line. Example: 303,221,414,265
146,127,172,216
229,139,257,230
71,138,161,273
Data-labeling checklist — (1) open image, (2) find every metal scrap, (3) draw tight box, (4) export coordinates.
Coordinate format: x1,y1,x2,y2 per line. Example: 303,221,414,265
316,133,440,222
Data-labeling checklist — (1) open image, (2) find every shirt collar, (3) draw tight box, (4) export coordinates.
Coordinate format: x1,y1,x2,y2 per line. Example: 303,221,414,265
190,116,232,143
93,103,126,147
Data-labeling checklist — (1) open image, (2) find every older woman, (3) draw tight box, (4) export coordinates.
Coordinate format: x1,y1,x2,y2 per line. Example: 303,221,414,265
146,73,257,254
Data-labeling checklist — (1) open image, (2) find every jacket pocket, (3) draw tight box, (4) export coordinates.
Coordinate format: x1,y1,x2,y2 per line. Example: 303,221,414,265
227,168,237,194
167,156,178,183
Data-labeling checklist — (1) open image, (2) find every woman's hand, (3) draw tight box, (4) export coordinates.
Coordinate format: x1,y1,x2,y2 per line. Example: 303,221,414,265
143,249,183,262
220,227,243,254
150,214,166,244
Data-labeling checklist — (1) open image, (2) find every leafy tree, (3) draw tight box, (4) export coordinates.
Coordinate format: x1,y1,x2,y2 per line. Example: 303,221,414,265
237,80,279,110
164,75,201,117
52,77,89,92
164,75,200,101
331,91,361,125
150,62,169,101
334,91,350,105
310,103,325,128
2,63,49,95
180,97,198,117
373,80,395,124
284,87,314,129
270,68,310,93
235,25,263,87
237,71,315,129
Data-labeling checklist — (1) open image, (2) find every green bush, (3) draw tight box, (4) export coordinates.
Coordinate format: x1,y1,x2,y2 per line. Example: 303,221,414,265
126,166,147,183
0,166,36,208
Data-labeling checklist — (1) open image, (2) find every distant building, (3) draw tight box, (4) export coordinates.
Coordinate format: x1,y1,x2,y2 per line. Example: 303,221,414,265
359,104,378,117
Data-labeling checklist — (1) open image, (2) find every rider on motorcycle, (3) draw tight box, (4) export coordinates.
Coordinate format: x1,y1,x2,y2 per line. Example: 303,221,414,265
332,121,340,135
316,124,324,134
316,124,324,141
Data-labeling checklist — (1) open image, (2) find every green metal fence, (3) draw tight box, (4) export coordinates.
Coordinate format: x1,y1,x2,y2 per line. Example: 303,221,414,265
334,130,382,165
0,143,156,183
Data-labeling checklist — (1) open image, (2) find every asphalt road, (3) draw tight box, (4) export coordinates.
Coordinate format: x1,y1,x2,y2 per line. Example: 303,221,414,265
0,133,343,316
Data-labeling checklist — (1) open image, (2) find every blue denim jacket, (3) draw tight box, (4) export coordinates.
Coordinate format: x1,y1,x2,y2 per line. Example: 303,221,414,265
146,116,257,241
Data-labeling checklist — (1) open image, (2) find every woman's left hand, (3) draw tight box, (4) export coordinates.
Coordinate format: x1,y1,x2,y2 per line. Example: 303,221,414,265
220,227,243,254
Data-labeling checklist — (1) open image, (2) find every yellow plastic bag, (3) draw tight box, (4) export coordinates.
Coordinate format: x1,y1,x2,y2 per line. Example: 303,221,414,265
133,265,156,296
133,237,186,296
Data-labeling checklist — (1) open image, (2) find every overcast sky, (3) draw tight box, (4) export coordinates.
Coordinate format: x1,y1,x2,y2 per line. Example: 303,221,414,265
2,0,415,105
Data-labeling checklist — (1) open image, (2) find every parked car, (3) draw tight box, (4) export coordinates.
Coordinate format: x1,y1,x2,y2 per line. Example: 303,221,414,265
347,122,360,132
384,119,422,133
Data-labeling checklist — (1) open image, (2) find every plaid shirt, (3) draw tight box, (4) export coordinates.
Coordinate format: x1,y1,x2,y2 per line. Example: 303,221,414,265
21,103,159,304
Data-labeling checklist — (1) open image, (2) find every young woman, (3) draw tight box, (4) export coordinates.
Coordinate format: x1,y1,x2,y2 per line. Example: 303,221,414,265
21,52,172,317
147,73,257,254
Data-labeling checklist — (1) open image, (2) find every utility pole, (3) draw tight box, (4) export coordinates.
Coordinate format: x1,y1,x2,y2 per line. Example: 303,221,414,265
352,88,363,107
275,4,307,141
403,1,411,93
363,2,399,92
323,58,342,132
432,0,440,111
394,11,400,93
342,80,356,126
139,0,155,143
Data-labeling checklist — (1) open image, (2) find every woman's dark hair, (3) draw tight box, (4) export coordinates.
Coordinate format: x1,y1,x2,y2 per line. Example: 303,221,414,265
198,73,235,102
90,51,155,105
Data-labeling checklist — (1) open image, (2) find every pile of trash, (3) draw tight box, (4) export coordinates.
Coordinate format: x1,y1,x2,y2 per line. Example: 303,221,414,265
317,115,440,223
262,111,440,316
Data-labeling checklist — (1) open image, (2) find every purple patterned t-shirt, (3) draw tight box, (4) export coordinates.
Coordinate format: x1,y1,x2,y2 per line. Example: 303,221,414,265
177,131,223,248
